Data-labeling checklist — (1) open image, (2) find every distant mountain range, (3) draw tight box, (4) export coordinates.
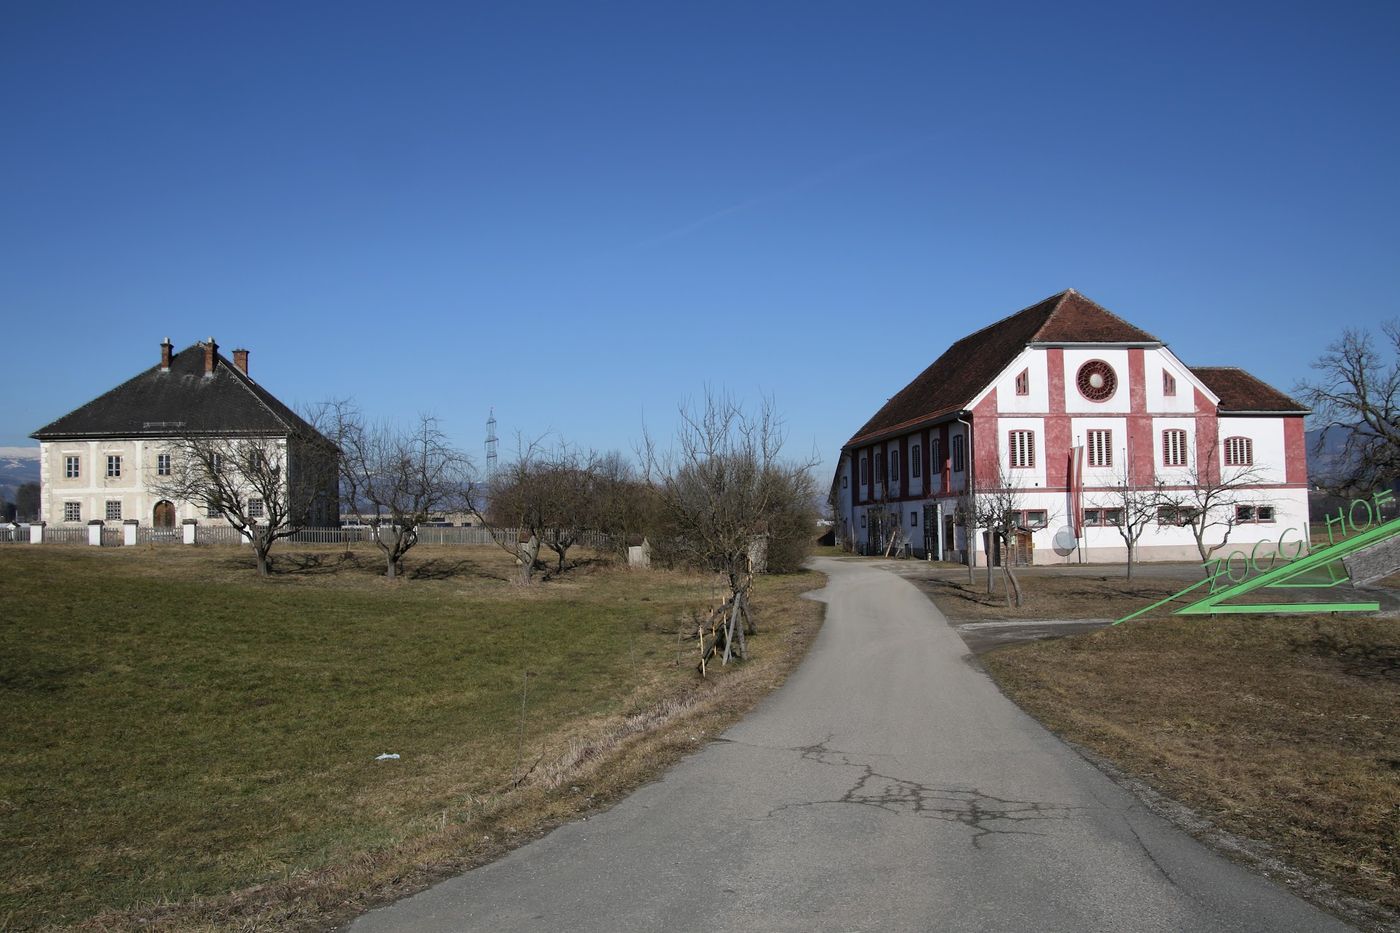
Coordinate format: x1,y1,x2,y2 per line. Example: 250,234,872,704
0,446,40,505
1305,424,1357,485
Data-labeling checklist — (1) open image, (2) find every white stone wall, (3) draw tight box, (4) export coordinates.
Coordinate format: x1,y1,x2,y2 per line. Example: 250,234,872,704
39,436,289,526
997,416,1048,488
1215,416,1287,485
990,348,1050,414
1145,348,1202,413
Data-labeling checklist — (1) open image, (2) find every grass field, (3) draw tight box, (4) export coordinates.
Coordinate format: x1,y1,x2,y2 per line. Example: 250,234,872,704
982,612,1400,925
903,562,1206,622
0,544,825,930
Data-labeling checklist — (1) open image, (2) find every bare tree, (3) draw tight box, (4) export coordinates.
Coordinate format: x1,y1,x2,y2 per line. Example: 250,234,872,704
319,402,471,579
1087,472,1161,579
15,482,40,522
1295,321,1400,493
157,429,338,576
591,451,658,557
646,391,816,599
485,443,603,576
962,468,1026,606
1153,432,1266,569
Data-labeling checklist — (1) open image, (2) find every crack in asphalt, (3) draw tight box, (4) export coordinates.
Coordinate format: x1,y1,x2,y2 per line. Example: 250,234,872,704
754,739,1084,848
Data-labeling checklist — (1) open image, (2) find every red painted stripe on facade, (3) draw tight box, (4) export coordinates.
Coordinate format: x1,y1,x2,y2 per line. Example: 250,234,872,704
1284,417,1308,485
1128,348,1153,485
973,391,998,485
1194,387,1219,481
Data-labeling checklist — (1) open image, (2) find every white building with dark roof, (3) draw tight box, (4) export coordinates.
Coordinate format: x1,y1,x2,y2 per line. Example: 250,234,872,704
30,338,337,529
833,290,1310,564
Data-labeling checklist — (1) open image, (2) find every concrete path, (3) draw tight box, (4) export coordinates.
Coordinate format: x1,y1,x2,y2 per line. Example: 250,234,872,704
347,558,1353,932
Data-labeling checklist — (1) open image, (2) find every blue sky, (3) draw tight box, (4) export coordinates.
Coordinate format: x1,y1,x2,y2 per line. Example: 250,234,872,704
3,1,1398,483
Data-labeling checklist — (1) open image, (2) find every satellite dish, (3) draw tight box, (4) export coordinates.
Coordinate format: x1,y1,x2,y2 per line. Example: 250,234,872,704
1052,526,1079,556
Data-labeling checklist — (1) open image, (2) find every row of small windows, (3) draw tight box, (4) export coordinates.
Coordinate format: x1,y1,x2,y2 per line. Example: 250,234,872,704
1004,429,1254,469
61,453,174,479
860,503,1277,534
858,437,965,486
61,501,124,521
855,429,1253,485
60,499,264,522
1080,504,1276,526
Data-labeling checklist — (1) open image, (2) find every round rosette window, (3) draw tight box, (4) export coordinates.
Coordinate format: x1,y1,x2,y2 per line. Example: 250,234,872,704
1076,359,1118,401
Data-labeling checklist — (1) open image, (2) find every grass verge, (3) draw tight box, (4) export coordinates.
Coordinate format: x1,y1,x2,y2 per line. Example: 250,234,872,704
903,563,1204,622
982,612,1400,926
0,544,825,931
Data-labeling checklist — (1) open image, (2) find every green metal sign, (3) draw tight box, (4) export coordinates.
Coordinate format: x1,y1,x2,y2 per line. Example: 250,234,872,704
1116,490,1396,623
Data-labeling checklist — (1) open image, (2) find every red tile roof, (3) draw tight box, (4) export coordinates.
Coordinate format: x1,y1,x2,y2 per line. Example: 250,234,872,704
846,290,1160,446
1189,367,1308,413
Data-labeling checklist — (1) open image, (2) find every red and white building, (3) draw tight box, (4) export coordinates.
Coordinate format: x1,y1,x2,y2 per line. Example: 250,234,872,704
832,290,1309,564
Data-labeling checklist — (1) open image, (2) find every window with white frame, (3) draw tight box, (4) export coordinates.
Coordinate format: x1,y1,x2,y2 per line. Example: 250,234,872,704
248,498,264,519
211,453,223,473
105,500,122,521
1163,371,1176,396
932,439,943,474
64,502,81,522
1087,429,1112,468
1083,508,1122,526
911,443,922,478
1162,429,1188,467
64,455,80,479
206,504,221,518
1157,504,1198,525
157,453,171,476
951,436,965,473
1235,504,1276,523
1225,436,1253,466
1009,430,1035,468
106,454,122,478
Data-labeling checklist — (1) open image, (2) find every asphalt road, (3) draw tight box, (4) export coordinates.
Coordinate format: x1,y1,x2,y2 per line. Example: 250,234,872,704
347,557,1354,932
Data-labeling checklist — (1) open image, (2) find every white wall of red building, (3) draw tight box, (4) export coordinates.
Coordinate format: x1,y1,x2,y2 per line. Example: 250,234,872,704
837,345,1308,565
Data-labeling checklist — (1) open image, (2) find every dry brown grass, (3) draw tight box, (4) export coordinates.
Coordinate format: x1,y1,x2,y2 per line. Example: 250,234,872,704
907,564,1204,622
0,544,824,932
983,613,1400,923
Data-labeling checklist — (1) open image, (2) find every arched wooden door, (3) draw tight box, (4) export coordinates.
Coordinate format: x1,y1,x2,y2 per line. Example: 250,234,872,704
153,500,176,528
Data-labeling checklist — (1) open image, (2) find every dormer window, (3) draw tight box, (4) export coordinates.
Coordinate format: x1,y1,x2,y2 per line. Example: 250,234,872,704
1014,368,1029,396
1163,371,1177,396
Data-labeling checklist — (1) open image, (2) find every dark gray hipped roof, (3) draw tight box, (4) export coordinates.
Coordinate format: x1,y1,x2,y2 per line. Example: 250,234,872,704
31,342,324,441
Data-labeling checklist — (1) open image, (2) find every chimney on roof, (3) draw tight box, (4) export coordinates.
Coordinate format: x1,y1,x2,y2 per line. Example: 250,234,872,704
233,348,249,375
160,337,173,371
203,337,217,376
